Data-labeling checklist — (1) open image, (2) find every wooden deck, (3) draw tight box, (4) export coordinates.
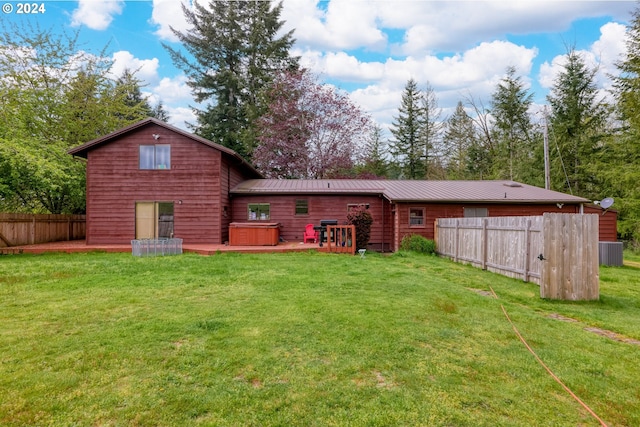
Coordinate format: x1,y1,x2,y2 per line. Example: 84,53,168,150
0,240,328,256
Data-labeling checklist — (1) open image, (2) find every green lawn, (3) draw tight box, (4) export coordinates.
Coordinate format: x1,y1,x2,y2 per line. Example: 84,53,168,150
1,251,639,426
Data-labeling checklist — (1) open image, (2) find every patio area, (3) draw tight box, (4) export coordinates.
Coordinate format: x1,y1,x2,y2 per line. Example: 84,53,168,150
0,239,324,256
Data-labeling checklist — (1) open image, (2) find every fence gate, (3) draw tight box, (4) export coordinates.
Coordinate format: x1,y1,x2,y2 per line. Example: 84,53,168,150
435,213,599,301
540,213,599,300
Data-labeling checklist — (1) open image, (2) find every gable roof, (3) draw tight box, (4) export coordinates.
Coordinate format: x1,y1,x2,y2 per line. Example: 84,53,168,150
231,179,590,204
68,117,263,178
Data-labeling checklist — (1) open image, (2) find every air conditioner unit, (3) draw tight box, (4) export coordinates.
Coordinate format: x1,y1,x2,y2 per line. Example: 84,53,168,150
598,241,623,267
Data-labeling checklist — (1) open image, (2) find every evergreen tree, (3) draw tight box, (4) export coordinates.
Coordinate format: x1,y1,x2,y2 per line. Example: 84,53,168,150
115,68,153,120
357,124,389,178
547,49,609,198
151,100,170,122
490,66,535,180
608,4,640,246
442,101,477,179
390,78,424,179
165,0,298,158
421,83,444,179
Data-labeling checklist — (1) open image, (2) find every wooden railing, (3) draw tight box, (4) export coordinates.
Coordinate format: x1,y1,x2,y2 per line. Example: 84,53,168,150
326,225,356,255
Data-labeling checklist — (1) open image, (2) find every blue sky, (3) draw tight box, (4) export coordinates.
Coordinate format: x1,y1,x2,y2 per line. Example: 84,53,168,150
2,0,635,132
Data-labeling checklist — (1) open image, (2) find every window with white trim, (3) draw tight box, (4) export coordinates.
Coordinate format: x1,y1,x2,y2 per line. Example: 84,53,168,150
140,145,171,170
409,208,425,227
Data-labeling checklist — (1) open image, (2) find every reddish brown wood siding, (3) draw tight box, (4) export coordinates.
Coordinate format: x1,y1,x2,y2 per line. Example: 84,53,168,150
220,159,249,243
85,122,251,245
231,194,393,250
583,205,618,241
392,202,584,251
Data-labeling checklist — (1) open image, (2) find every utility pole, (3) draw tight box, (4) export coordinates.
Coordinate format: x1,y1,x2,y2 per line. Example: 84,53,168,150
543,106,550,190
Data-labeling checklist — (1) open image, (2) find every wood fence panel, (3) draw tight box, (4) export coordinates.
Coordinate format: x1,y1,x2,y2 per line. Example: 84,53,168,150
436,214,599,300
0,213,86,247
540,213,599,300
436,216,543,284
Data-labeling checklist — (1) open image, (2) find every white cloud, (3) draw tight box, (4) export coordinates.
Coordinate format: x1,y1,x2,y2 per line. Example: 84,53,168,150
539,22,627,93
70,0,124,31
152,75,192,105
110,51,160,85
284,0,631,54
150,0,191,42
165,106,196,131
298,40,538,129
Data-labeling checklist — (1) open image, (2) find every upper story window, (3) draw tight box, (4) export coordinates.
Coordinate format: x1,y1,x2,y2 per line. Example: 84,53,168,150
409,207,425,227
140,145,171,170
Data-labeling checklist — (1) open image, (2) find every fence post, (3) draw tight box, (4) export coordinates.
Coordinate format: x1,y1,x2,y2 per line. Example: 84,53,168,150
30,216,36,245
523,219,531,282
454,219,459,262
481,218,488,270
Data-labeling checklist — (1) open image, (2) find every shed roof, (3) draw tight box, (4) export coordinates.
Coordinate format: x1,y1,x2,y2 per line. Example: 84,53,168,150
231,179,589,204
68,117,263,178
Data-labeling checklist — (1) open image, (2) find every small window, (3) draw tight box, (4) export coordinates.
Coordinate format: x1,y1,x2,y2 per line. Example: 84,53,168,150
248,203,270,220
140,145,171,170
464,207,488,218
409,208,425,227
295,199,308,215
347,203,370,211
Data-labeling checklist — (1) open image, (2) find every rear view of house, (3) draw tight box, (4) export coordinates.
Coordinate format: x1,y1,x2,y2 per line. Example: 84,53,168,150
69,118,615,250
68,118,262,245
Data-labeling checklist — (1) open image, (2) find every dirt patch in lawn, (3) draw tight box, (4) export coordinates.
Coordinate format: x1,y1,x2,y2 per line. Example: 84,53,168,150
549,313,640,346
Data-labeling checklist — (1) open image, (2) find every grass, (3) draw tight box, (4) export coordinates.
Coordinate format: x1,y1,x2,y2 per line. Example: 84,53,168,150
1,250,639,426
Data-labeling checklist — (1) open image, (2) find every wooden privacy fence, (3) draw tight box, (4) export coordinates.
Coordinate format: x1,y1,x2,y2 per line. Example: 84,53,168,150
435,213,599,301
0,213,86,247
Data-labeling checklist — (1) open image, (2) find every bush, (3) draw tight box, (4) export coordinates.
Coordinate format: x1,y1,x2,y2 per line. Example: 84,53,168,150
400,234,436,254
346,205,373,250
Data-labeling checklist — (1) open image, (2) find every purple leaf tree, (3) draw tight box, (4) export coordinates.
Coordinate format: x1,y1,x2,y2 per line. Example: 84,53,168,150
253,69,372,179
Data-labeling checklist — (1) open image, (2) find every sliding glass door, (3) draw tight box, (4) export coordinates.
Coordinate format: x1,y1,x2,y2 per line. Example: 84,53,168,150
135,202,174,239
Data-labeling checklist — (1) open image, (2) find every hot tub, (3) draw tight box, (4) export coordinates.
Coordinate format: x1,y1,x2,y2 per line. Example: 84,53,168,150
229,222,280,246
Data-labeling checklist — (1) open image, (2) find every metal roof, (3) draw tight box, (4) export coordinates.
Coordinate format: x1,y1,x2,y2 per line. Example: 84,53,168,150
231,179,589,204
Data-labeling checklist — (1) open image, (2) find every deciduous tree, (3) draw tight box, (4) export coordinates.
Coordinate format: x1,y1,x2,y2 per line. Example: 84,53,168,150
252,69,372,179
0,23,149,213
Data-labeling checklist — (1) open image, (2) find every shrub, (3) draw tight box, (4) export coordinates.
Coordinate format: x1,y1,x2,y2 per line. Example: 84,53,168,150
346,205,373,250
400,234,436,254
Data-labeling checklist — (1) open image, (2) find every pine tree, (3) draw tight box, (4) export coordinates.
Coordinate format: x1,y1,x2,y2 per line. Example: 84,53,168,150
607,4,640,246
421,83,444,179
442,101,477,179
114,68,153,121
357,124,389,178
390,78,424,179
490,66,535,180
165,0,298,158
547,49,608,197
151,100,170,122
